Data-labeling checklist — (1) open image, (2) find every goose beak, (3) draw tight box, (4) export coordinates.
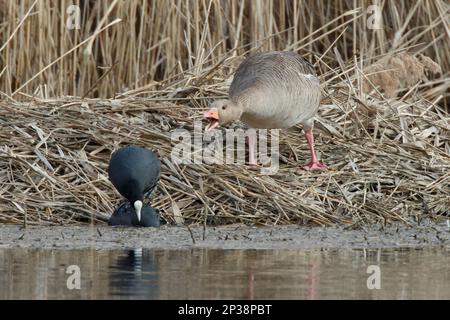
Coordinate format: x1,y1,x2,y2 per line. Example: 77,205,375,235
134,200,143,222
204,108,219,131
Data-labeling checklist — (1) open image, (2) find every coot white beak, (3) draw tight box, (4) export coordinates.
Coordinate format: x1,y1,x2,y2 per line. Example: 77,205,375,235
134,200,143,221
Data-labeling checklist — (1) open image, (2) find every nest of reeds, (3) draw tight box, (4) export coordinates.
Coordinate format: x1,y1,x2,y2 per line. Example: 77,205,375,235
1,67,449,226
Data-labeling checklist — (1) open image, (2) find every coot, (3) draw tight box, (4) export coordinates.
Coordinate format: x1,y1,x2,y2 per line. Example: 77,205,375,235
108,201,160,227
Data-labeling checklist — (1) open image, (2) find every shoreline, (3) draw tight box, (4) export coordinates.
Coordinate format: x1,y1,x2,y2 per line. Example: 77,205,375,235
0,220,449,250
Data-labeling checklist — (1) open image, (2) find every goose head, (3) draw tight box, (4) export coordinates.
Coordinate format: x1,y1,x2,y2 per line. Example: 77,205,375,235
204,99,243,131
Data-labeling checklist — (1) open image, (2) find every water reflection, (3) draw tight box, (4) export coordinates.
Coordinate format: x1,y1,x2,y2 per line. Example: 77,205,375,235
0,248,449,299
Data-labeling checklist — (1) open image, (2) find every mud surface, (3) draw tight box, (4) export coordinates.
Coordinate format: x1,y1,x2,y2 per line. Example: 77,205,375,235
0,219,449,250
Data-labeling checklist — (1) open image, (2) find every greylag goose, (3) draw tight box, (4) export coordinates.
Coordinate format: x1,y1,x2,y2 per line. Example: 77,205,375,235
108,146,161,221
205,51,326,170
109,202,160,227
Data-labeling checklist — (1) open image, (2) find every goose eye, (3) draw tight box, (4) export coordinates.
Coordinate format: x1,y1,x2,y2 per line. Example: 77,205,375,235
222,105,227,110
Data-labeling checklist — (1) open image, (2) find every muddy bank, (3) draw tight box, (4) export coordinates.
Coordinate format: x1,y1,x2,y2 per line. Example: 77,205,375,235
0,220,449,250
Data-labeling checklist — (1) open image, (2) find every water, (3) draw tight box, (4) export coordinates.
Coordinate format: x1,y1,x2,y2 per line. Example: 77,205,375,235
0,248,449,299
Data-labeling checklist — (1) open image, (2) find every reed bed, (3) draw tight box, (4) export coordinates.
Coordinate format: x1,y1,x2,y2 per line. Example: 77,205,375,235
0,1,449,226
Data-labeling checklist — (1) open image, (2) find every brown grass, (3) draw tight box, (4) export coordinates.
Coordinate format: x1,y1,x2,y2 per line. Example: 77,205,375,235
0,1,449,104
363,52,443,98
0,1,449,226
0,90,448,226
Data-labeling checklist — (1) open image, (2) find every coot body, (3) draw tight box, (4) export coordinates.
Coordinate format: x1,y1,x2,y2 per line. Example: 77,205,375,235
108,146,161,221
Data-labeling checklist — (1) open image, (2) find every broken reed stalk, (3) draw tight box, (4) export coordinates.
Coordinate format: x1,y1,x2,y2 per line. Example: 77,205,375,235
23,203,27,229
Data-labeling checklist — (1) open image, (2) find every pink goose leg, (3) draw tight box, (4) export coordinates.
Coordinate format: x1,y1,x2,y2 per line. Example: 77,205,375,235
303,129,327,170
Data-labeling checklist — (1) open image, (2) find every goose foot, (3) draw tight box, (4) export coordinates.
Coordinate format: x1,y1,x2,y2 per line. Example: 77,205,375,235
302,161,327,171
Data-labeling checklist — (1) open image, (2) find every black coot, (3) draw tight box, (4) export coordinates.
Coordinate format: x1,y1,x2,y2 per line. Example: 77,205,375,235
108,202,160,227
108,146,161,222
